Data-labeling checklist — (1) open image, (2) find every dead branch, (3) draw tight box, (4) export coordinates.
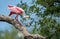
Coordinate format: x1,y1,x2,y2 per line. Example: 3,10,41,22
0,14,46,39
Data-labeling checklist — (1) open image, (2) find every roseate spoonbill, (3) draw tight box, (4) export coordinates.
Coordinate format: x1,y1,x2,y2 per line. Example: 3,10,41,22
8,5,29,25
8,5,29,19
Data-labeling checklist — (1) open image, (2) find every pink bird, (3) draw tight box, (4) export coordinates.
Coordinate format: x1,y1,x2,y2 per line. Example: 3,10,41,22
8,5,29,25
8,5,29,19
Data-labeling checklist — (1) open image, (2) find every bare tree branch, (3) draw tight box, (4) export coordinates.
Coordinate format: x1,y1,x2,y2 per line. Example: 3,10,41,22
0,14,46,39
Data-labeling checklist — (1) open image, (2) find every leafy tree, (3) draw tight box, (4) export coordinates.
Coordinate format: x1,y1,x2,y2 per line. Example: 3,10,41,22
0,0,60,39
17,0,60,39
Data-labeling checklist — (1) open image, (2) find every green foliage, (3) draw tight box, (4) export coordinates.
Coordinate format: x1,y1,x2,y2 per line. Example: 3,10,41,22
0,27,23,39
29,5,40,12
16,1,60,39
44,6,60,16
32,0,60,39
22,0,60,39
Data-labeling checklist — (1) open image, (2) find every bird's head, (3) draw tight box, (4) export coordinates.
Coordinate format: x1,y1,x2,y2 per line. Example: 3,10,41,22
8,5,14,10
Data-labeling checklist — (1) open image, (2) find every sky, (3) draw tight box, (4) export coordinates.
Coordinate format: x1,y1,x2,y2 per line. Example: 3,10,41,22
0,0,32,31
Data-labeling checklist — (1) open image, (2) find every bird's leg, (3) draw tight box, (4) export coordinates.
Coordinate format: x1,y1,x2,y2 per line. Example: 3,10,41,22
15,14,21,25
15,14,18,20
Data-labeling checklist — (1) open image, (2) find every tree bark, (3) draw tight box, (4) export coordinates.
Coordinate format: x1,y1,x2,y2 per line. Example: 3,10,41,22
0,14,46,39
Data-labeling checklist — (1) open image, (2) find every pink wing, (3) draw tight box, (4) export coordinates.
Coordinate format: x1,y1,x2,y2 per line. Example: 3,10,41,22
15,7,24,13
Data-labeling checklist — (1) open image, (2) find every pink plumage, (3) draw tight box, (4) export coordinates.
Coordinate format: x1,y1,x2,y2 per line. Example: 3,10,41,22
8,5,24,15
8,5,29,25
